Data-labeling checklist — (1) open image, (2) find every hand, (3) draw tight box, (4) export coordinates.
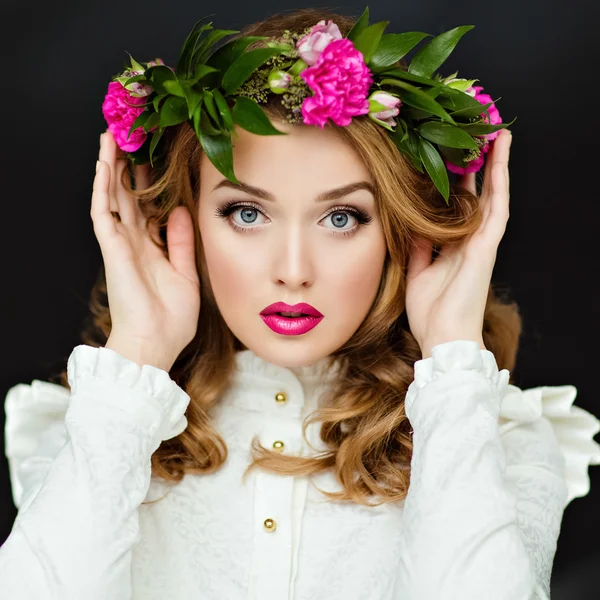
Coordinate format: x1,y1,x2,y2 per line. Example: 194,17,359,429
92,130,200,371
405,129,513,359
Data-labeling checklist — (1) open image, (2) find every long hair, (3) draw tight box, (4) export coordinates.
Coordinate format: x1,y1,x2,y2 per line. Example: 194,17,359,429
52,7,522,506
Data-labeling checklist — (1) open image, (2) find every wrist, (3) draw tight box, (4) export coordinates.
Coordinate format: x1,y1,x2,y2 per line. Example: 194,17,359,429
421,337,486,360
104,335,175,372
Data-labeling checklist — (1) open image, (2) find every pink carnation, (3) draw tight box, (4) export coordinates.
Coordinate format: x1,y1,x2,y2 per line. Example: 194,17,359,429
101,81,149,152
300,38,373,128
445,84,503,175
296,19,343,66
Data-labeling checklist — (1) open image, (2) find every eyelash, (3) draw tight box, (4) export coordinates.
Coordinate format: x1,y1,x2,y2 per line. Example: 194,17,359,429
214,199,373,237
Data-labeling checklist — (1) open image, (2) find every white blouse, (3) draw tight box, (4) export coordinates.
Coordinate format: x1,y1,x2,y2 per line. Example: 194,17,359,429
1,340,599,600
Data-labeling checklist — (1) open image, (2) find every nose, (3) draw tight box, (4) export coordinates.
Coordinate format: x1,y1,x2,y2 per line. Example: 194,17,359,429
271,224,315,289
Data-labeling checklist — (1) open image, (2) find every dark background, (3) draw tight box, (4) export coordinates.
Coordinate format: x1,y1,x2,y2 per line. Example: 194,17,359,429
2,0,599,596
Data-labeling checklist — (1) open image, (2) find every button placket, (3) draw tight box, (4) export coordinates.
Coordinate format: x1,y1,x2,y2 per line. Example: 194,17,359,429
247,382,305,599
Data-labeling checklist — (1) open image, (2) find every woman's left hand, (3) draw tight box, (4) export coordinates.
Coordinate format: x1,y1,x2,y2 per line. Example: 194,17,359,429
405,129,513,359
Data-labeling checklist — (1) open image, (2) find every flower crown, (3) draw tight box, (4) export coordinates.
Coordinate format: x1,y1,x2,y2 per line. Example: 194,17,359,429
101,6,515,204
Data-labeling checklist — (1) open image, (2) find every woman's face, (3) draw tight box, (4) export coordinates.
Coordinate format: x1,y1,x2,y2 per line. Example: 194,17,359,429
197,120,387,369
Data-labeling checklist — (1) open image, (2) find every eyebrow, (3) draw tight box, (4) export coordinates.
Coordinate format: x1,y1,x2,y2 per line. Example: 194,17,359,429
212,179,375,202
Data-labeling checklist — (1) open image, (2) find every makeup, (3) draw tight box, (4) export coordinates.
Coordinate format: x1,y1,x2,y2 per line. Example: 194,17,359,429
260,302,324,336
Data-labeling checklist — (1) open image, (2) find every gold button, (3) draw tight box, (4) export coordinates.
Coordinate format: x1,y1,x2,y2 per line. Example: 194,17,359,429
263,518,277,532
272,440,285,452
275,392,287,404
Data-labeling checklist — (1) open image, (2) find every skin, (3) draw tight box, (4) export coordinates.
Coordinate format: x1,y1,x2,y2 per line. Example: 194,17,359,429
93,125,511,372
197,120,387,372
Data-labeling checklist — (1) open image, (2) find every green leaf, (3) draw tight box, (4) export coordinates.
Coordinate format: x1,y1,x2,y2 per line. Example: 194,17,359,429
183,87,204,119
176,17,214,79
435,87,486,113
188,63,219,86
202,89,221,129
231,96,287,135
143,111,160,133
351,21,390,64
369,32,430,70
119,73,147,87
159,96,189,127
456,116,516,135
417,121,478,149
377,68,443,87
206,35,267,74
408,25,475,78
145,65,177,95
127,53,146,73
198,130,238,183
190,29,239,68
162,79,186,97
200,106,221,135
449,100,494,120
153,93,168,112
346,6,370,43
212,88,234,131
149,127,165,167
418,137,450,203
222,47,286,95
127,110,150,141
380,78,456,124
437,144,467,168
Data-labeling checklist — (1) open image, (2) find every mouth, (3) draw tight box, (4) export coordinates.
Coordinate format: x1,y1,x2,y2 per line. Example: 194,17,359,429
260,302,324,318
259,302,324,336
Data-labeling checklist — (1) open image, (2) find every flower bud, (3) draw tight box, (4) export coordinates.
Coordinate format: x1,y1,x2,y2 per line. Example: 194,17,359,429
444,77,478,93
268,70,292,94
368,91,401,121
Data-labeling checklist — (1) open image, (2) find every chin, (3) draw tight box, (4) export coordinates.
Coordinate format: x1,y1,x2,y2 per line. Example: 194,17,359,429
233,322,337,368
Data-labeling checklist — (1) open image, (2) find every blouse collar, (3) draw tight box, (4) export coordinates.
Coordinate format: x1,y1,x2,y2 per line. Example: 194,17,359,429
216,348,345,417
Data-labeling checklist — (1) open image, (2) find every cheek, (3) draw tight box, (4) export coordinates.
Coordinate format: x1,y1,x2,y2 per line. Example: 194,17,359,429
322,239,386,311
201,229,257,299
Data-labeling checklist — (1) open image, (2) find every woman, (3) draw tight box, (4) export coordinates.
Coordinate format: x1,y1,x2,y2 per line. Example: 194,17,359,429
2,7,599,600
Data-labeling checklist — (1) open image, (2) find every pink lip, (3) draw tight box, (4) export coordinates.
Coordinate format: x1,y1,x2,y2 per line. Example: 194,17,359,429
259,302,324,336
260,302,323,317
260,314,324,336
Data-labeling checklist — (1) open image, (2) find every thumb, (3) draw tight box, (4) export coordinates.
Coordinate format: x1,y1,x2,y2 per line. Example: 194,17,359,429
165,206,199,284
407,235,432,281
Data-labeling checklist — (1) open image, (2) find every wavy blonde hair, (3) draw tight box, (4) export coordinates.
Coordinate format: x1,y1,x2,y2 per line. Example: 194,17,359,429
53,7,522,506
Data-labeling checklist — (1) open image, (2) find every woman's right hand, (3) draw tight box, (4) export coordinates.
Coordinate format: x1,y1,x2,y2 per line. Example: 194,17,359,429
92,130,201,371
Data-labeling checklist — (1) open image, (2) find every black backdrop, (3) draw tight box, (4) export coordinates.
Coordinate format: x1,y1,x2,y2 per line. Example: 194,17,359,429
1,0,599,596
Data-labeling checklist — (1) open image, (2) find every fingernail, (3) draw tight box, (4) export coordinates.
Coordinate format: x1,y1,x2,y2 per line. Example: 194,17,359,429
96,160,101,172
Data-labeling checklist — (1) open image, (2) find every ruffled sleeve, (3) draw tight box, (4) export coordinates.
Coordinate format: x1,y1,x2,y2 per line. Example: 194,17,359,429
499,383,600,508
0,344,190,600
395,340,560,600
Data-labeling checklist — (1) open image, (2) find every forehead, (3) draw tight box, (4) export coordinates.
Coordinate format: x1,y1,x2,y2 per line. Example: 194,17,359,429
199,122,372,193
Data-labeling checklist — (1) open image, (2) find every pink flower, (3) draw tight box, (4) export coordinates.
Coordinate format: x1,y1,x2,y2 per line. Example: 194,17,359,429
296,19,343,66
446,153,485,175
101,81,149,152
469,85,502,143
300,38,373,128
368,91,402,127
444,84,502,175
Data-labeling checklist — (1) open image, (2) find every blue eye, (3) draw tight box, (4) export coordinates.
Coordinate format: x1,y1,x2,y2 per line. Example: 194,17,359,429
214,200,373,237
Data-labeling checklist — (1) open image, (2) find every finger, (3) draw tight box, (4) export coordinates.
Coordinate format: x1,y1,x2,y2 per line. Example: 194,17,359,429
406,235,433,281
99,131,119,213
165,207,199,284
101,131,140,227
480,130,512,244
131,163,152,229
114,158,139,226
459,171,477,196
134,163,151,190
90,161,118,237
